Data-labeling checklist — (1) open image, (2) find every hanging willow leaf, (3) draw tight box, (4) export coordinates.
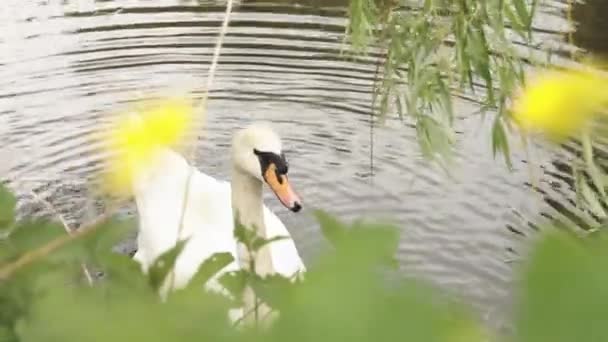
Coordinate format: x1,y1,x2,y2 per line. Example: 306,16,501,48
512,0,532,30
492,117,513,170
580,181,606,219
504,3,526,40
581,132,606,198
345,0,534,176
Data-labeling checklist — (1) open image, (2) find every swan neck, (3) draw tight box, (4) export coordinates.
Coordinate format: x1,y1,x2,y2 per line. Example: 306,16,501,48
231,167,265,236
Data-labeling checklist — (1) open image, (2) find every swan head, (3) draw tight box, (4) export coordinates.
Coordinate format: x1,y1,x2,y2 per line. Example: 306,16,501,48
231,123,302,212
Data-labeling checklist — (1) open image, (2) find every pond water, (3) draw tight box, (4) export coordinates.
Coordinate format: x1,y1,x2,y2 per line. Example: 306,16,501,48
0,0,604,333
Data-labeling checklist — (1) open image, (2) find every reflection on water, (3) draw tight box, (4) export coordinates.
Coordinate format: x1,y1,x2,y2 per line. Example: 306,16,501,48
0,0,603,334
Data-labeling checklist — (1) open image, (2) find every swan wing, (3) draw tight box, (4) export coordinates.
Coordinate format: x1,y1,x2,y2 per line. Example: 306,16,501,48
132,148,239,288
132,148,304,291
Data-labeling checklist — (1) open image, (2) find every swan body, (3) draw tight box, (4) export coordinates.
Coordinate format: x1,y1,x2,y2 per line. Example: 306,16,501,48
129,123,305,322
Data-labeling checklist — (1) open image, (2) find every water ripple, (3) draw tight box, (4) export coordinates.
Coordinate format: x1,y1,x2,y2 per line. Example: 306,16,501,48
0,0,593,332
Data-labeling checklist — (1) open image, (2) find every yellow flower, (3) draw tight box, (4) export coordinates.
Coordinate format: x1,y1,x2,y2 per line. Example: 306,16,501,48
511,69,608,141
100,97,196,197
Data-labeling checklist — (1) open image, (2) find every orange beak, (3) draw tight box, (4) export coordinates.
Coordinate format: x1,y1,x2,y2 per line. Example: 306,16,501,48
263,163,302,212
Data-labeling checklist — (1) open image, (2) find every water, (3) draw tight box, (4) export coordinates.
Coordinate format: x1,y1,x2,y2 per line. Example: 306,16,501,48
0,0,604,333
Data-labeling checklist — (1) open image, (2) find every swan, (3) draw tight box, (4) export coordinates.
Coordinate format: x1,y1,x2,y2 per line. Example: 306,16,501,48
129,122,305,321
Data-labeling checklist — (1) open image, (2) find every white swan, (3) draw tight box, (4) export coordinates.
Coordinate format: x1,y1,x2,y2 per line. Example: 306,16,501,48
129,122,305,321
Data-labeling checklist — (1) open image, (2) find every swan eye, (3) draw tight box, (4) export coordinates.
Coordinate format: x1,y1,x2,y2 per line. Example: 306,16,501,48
254,149,288,176
280,153,289,173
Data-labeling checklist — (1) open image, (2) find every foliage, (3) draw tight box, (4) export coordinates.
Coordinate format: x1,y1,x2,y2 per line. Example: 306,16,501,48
344,0,608,231
345,0,540,168
515,227,608,342
0,183,487,341
2,183,608,341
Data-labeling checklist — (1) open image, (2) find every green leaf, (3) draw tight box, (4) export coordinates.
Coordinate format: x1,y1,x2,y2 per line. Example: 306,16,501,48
0,271,34,342
187,252,234,289
249,273,295,309
1,220,65,264
516,229,608,342
0,184,16,231
233,220,257,249
582,133,606,198
512,0,531,29
492,117,513,170
524,0,540,41
251,235,289,252
580,181,606,219
468,26,494,105
234,219,288,252
147,239,188,291
348,220,400,268
96,252,150,292
79,217,135,263
217,270,248,303
0,325,18,342
504,3,526,40
314,210,347,247
436,75,453,125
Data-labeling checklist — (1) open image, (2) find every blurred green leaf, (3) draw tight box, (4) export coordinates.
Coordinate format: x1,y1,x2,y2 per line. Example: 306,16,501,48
0,220,65,264
0,273,34,342
218,270,247,304
147,239,188,292
516,229,608,342
504,3,526,39
512,0,531,30
234,220,286,254
0,184,16,231
18,274,234,342
249,273,295,310
182,252,234,292
314,210,347,247
582,132,606,198
492,117,513,170
234,221,256,249
251,236,288,253
81,218,135,258
96,252,149,292
581,180,606,218
268,214,482,342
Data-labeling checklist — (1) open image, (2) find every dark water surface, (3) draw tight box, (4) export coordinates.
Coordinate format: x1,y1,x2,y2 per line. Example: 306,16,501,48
1,0,605,333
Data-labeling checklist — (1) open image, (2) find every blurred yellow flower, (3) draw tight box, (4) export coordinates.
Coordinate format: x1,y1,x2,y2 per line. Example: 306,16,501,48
511,69,608,141
101,97,196,197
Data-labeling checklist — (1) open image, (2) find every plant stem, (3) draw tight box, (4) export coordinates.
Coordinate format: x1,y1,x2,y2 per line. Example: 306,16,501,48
0,211,112,281
24,187,94,286
168,0,234,291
